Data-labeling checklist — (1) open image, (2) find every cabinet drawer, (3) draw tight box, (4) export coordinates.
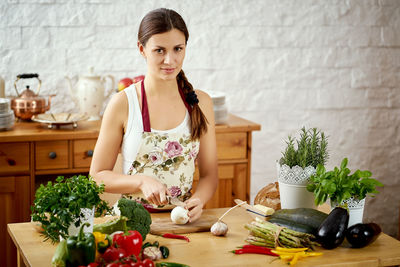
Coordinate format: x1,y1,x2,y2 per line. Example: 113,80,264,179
73,139,96,168
0,142,30,174
216,132,247,159
35,141,69,170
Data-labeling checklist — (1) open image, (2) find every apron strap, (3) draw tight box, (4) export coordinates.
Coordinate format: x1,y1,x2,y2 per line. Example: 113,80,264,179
141,80,192,133
141,80,151,132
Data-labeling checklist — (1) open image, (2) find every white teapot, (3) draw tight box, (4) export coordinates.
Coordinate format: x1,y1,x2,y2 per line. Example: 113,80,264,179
65,67,115,121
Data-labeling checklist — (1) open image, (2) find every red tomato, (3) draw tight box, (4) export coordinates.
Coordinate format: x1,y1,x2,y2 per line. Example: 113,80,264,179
87,263,99,267
142,259,155,267
103,246,127,263
106,263,119,267
132,262,145,267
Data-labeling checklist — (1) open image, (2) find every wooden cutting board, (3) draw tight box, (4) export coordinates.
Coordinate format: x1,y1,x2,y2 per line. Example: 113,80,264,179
150,215,218,235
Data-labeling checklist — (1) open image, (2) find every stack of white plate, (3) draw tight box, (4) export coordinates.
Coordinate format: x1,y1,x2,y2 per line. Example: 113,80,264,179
207,91,228,124
0,98,15,130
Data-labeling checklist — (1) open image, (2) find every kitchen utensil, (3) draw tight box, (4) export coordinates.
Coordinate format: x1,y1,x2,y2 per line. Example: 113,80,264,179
31,113,88,129
65,67,115,121
167,196,185,207
10,73,53,120
234,199,270,220
150,215,218,235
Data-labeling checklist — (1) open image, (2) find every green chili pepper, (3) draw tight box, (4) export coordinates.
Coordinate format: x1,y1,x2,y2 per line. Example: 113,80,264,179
159,246,169,259
66,222,96,266
155,262,190,267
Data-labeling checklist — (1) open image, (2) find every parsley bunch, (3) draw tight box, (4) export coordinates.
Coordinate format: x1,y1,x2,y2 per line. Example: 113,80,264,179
31,175,111,243
307,158,383,206
279,127,329,168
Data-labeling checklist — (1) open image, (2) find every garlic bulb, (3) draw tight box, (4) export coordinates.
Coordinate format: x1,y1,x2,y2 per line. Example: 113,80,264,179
170,206,189,224
211,221,228,236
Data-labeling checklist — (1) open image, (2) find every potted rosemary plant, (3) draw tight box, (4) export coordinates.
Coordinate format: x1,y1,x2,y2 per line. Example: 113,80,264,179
307,158,383,226
278,127,329,209
31,175,111,242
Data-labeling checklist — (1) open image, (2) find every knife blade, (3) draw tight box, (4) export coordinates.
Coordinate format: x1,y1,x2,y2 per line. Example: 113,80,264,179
168,196,185,207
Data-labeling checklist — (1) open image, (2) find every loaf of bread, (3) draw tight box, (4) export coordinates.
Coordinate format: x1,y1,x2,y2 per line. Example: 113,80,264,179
254,182,281,210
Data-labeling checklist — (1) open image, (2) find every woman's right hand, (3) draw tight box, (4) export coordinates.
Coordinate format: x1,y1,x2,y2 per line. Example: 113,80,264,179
139,175,169,206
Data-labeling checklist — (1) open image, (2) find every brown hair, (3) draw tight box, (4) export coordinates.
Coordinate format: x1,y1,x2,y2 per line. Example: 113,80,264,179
138,8,208,140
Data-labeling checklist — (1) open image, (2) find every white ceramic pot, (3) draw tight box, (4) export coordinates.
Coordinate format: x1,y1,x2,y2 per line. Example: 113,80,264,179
331,197,365,227
277,162,316,209
67,206,95,237
65,67,115,121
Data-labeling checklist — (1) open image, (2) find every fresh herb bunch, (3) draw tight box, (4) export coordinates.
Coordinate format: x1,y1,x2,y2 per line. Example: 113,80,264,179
307,158,383,206
31,175,111,243
279,127,329,168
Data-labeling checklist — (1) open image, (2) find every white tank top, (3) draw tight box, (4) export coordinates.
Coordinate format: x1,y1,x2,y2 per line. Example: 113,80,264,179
121,84,191,174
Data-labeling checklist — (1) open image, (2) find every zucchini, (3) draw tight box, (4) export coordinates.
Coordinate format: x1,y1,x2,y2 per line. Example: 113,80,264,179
269,208,328,233
268,217,316,234
51,240,68,267
92,216,128,234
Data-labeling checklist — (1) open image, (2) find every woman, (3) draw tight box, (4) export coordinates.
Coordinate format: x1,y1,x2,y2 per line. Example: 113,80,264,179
90,8,218,223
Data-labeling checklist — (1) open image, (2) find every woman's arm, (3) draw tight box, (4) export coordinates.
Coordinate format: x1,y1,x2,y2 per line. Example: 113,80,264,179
185,90,218,222
89,91,168,205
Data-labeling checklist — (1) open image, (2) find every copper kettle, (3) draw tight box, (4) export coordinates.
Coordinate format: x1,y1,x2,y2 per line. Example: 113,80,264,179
11,73,52,120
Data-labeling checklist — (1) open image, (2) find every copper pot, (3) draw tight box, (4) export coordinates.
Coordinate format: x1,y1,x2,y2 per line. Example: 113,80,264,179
11,74,52,120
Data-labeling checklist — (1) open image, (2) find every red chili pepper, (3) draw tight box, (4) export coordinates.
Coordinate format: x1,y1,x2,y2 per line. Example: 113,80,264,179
241,244,273,251
161,233,190,242
113,230,143,258
232,248,279,256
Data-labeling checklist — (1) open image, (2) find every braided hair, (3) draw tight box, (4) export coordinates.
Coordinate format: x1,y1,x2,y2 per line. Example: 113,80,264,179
138,8,208,140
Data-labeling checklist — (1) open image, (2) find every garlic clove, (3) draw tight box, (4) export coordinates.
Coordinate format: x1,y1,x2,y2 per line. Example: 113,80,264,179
211,220,228,236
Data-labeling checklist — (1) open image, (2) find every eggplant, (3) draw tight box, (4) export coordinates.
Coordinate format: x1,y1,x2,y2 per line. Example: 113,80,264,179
346,223,381,248
316,207,349,249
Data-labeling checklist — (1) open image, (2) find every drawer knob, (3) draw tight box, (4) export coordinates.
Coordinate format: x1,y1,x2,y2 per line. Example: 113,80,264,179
48,151,57,159
7,158,16,166
86,150,94,157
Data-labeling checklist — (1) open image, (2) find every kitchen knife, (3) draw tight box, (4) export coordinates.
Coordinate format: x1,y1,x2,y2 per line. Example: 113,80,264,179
168,196,185,207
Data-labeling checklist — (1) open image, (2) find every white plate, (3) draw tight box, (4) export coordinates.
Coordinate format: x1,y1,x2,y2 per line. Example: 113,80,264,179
31,113,88,128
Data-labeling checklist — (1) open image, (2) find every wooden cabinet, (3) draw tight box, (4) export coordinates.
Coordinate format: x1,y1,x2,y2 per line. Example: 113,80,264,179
0,114,260,267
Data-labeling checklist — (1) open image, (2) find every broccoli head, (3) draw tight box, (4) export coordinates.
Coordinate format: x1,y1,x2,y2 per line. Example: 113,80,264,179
117,198,152,240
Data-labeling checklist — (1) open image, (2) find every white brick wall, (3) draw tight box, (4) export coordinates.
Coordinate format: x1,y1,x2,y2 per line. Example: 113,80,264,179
1,0,399,237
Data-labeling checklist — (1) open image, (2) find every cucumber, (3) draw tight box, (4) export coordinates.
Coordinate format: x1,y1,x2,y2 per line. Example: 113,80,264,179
51,240,67,267
268,208,328,234
268,217,316,234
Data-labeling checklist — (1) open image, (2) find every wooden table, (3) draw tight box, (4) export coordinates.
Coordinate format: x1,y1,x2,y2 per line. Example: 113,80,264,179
8,208,400,267
1,113,260,267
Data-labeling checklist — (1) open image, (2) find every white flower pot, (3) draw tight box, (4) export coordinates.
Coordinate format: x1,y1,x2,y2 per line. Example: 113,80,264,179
278,182,316,209
67,207,95,236
277,162,316,209
331,197,365,227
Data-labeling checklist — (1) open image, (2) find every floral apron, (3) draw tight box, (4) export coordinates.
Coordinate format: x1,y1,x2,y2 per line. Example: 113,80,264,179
122,81,199,210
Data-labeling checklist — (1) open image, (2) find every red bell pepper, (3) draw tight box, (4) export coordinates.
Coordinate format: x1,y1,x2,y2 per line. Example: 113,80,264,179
113,230,143,258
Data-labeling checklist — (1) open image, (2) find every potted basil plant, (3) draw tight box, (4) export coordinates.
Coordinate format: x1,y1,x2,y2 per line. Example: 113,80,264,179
277,127,329,209
31,175,111,243
307,158,383,226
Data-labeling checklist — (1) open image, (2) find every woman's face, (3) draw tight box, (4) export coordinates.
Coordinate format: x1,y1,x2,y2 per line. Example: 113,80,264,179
139,29,186,81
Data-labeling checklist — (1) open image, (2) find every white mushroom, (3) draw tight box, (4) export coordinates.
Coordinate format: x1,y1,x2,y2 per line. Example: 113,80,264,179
170,206,189,224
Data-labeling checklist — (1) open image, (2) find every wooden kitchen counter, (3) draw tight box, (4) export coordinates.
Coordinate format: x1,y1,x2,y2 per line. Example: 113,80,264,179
8,208,400,267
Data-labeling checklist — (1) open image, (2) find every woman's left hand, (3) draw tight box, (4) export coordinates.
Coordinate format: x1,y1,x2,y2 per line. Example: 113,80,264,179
185,197,204,223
